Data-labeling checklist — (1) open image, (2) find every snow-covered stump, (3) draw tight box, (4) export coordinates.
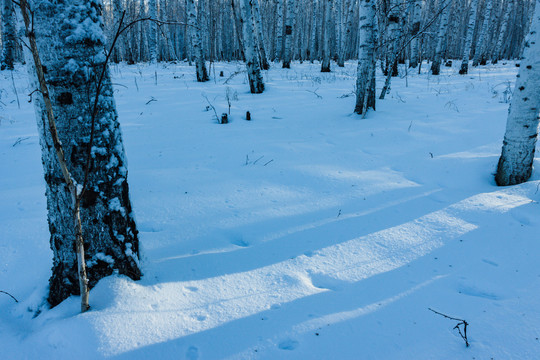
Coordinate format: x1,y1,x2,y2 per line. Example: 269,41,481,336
496,0,540,186
354,0,376,115
240,0,264,93
21,0,141,307
282,0,295,68
430,0,451,76
187,0,209,82
459,0,478,75
1,0,16,70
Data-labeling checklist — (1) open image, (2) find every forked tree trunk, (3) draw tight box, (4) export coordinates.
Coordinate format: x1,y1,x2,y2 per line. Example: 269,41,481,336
20,0,141,307
354,0,376,115
459,0,479,74
187,0,209,81
1,0,16,70
240,0,265,93
252,0,270,69
495,0,540,186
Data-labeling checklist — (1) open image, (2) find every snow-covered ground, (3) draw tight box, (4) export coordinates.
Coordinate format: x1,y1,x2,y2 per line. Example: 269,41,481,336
1,60,539,359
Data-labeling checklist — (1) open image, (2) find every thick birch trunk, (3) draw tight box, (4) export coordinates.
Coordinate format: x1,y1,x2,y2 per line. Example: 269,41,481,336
459,0,479,74
1,0,16,70
430,0,451,75
321,0,333,72
472,0,493,66
241,0,265,93
354,0,376,115
20,0,141,307
282,0,295,68
495,0,540,186
187,0,209,81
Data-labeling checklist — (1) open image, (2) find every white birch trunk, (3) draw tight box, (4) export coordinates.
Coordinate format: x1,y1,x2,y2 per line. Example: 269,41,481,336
252,0,270,69
496,0,540,186
336,0,345,67
472,0,493,66
409,0,424,68
430,0,451,75
493,0,514,62
321,0,333,72
20,0,141,307
355,0,376,114
187,0,209,81
309,0,319,62
148,0,158,63
282,0,295,68
459,0,479,74
275,0,284,61
1,0,16,70
240,0,265,93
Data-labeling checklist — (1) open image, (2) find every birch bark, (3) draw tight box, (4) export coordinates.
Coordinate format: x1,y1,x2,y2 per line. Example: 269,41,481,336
187,0,209,81
354,0,376,115
459,0,479,74
240,0,265,93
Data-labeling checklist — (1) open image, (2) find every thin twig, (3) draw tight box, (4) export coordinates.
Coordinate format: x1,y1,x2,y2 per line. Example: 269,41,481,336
429,308,470,347
0,290,18,303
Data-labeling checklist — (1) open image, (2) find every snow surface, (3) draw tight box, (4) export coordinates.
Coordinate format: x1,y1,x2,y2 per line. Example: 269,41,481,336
1,60,540,359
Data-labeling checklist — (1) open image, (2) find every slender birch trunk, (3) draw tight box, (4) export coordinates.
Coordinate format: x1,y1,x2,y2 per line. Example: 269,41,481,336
148,0,158,63
282,0,295,68
310,0,319,62
321,0,333,72
493,0,514,63
472,0,493,66
430,0,451,75
409,0,424,68
275,0,284,61
19,0,141,308
495,0,540,186
459,0,479,74
252,0,270,69
354,0,376,115
336,0,345,67
240,0,265,93
187,0,209,81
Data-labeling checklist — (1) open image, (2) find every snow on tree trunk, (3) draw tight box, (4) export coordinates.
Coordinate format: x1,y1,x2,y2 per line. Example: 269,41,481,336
240,0,265,93
22,0,141,307
409,0,424,68
354,0,376,115
495,0,540,186
252,0,270,70
282,0,295,68
493,0,514,63
1,0,16,70
430,0,451,76
187,0,209,81
459,0,479,74
321,0,332,72
472,0,493,66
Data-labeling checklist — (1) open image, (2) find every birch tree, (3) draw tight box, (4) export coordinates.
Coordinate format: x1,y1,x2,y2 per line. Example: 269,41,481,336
19,0,141,308
472,0,493,66
321,0,333,72
409,0,424,68
274,0,284,61
1,0,16,70
187,0,209,81
252,0,270,69
459,0,479,74
282,0,295,68
241,0,265,92
354,0,376,115
148,0,158,63
492,0,514,63
495,0,540,186
430,0,452,75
